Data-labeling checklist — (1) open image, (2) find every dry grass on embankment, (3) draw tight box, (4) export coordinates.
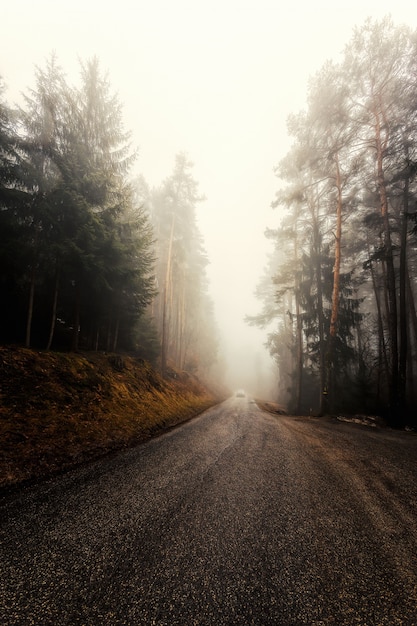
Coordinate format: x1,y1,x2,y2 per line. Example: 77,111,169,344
255,399,288,415
0,346,223,489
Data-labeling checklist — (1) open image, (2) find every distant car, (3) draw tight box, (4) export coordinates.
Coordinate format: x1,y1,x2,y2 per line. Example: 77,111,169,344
236,389,245,397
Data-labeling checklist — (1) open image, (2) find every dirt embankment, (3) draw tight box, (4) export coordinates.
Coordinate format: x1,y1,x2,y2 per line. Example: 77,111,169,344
0,346,223,489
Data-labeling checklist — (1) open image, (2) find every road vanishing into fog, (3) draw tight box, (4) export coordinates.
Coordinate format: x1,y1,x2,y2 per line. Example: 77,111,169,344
1,396,417,625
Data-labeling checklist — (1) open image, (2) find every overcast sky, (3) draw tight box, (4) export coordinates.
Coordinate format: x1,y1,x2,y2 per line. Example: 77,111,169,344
2,1,417,392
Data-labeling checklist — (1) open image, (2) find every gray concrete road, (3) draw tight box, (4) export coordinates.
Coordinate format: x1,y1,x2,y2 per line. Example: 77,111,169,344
1,396,417,625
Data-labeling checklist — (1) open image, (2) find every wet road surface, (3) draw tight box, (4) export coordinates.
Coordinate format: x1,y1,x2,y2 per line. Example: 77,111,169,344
1,396,417,625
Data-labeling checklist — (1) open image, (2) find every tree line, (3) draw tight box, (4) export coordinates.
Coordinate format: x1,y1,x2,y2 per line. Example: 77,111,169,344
249,17,417,426
134,155,219,377
0,56,218,376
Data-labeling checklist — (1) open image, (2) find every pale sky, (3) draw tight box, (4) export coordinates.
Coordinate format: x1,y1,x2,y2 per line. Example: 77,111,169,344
2,1,417,393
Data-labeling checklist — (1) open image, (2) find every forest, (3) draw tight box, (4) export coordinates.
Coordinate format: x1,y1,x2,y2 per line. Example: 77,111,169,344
250,17,417,427
0,56,218,378
3,16,417,427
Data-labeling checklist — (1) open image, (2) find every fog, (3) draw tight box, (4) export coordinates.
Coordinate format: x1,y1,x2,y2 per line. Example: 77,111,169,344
2,0,417,398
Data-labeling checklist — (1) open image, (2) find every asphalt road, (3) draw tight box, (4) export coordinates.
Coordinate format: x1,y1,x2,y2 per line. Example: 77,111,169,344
1,396,417,625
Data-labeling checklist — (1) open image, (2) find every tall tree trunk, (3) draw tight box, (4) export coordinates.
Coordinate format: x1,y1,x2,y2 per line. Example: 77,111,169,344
161,214,175,376
294,226,303,414
406,268,417,358
94,327,100,351
178,278,186,370
295,295,303,414
161,286,168,375
355,319,369,411
367,236,389,408
106,310,112,352
312,207,326,415
112,317,120,353
406,267,417,411
375,107,398,421
46,267,60,351
71,283,81,352
25,225,40,348
25,263,36,348
398,170,409,422
327,151,343,412
406,322,415,411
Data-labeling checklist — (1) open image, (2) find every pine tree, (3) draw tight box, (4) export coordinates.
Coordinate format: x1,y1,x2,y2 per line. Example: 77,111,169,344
1,55,156,352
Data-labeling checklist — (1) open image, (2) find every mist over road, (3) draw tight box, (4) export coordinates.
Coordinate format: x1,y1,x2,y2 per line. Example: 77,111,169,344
1,397,417,625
